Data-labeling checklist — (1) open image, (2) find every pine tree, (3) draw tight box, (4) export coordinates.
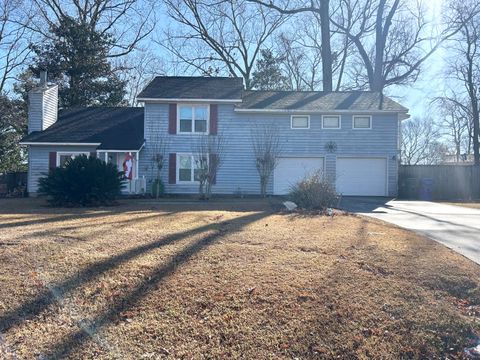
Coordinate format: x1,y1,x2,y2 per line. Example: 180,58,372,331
30,17,126,108
251,49,290,91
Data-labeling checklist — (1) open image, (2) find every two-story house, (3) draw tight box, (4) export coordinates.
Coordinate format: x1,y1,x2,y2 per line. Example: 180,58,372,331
21,74,410,197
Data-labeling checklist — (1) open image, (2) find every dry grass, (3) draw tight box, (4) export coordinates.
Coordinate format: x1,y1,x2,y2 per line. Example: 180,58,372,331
0,197,479,359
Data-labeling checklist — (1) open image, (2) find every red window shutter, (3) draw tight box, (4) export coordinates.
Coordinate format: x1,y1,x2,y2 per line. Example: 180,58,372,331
168,104,177,134
169,153,176,184
209,153,218,184
210,104,218,135
49,152,57,170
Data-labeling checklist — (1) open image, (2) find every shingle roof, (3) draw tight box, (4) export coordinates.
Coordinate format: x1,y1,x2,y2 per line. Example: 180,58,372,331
237,90,408,112
137,76,244,100
21,107,144,150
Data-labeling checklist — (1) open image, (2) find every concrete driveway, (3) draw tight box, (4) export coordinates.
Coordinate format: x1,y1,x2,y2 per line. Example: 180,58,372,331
340,197,480,265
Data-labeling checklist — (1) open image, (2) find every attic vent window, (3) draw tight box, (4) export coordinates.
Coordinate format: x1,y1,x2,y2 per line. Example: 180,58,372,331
353,115,372,129
291,115,310,129
322,115,341,129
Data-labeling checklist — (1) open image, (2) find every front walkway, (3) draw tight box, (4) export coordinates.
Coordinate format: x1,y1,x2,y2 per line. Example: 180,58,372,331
340,197,480,265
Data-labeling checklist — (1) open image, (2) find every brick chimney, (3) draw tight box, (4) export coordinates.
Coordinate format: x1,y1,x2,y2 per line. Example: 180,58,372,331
28,70,59,134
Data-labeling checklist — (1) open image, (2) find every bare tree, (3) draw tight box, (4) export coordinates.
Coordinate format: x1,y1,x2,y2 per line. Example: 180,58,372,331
251,123,282,197
163,0,285,89
248,0,334,91
116,50,168,106
434,95,472,162
0,0,33,93
401,117,447,165
150,134,169,198
193,134,226,200
331,0,459,92
29,0,155,58
445,0,480,165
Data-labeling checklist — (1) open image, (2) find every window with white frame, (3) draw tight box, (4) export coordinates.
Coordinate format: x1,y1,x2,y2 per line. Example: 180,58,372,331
57,152,89,167
178,105,209,134
353,115,372,129
322,115,341,129
178,154,207,182
291,115,310,129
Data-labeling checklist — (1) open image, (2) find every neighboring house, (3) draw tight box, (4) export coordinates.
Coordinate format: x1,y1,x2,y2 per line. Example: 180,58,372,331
21,73,410,197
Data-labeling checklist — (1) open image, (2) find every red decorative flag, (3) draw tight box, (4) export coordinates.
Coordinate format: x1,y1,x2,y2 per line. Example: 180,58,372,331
123,153,134,180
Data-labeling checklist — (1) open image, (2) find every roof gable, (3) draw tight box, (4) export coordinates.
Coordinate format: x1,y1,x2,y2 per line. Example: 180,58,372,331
137,76,244,101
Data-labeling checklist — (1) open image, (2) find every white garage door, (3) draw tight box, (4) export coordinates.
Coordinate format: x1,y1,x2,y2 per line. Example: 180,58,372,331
274,157,324,195
336,157,387,196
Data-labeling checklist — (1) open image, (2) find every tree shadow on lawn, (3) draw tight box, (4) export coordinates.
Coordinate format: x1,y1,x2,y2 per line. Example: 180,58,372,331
0,210,271,357
287,221,479,359
10,211,178,243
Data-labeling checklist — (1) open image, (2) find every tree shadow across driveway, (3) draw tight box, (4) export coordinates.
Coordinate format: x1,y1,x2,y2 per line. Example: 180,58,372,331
338,196,394,213
0,209,270,358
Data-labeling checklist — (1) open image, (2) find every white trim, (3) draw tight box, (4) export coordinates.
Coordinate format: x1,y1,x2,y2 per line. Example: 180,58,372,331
20,142,101,146
177,104,210,135
176,153,206,184
97,149,140,153
290,115,310,129
234,108,409,115
137,97,242,103
321,115,342,129
56,151,90,167
352,115,372,129
335,155,388,196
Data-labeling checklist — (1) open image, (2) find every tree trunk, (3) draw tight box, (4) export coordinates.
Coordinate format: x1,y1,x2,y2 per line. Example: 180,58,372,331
320,0,332,92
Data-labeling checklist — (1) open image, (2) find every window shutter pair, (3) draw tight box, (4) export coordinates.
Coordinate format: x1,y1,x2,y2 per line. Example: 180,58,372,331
168,153,218,185
168,104,218,135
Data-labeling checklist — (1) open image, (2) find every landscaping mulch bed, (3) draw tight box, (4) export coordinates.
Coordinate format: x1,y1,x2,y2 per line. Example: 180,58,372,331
0,198,479,359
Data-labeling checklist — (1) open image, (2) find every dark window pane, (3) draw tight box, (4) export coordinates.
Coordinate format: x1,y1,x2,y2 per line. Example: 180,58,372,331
194,168,202,181
179,169,191,181
180,119,192,132
195,119,207,133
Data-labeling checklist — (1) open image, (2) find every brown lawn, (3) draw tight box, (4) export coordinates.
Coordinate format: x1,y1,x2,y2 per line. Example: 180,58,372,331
0,198,479,359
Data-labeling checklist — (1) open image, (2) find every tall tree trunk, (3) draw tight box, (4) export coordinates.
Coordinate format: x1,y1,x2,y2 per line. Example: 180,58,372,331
320,0,332,92
466,40,480,165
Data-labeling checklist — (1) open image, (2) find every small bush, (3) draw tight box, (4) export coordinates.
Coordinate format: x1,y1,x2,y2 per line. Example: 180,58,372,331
289,171,338,210
150,179,165,198
38,155,124,206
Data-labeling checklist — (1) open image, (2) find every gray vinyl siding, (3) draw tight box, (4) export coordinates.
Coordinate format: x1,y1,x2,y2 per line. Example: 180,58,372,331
27,145,96,195
140,103,399,196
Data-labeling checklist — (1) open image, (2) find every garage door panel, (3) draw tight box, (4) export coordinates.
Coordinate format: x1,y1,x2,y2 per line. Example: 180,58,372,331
274,157,324,195
336,157,387,196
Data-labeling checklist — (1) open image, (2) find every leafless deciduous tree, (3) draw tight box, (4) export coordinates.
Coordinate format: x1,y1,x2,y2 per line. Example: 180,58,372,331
434,95,472,162
116,50,168,106
163,0,285,89
251,123,282,197
401,117,448,165
193,134,226,200
331,0,457,92
0,0,33,93
248,0,333,91
29,0,155,58
445,0,480,165
150,134,169,198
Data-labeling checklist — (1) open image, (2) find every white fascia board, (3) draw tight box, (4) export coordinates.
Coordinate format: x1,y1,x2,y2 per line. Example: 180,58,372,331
136,97,242,103
234,108,410,115
20,142,101,146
